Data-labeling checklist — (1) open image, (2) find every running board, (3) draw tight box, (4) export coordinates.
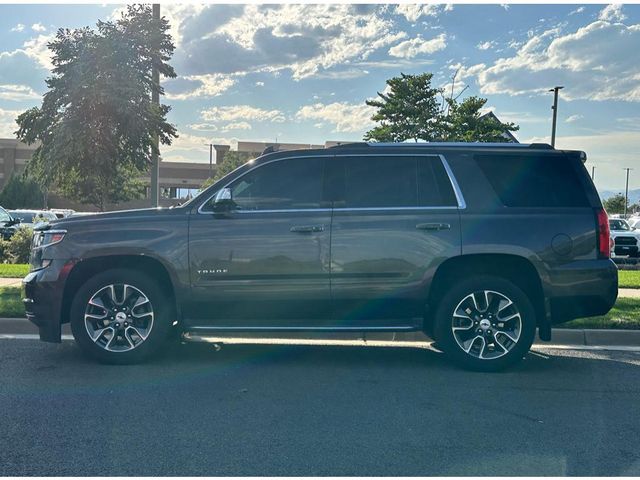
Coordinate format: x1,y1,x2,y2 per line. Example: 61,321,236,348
181,331,431,348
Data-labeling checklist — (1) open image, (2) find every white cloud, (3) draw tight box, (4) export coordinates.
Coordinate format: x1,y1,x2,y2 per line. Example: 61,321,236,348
388,34,447,58
11,24,25,33
22,34,55,70
569,6,585,15
0,84,40,101
177,4,406,80
201,105,285,123
455,18,640,102
255,81,265,87
164,74,237,100
500,4,510,11
395,4,443,22
598,4,626,23
295,102,375,133
221,122,252,131
565,114,583,123
31,23,46,33
0,108,22,137
187,123,218,132
477,40,497,51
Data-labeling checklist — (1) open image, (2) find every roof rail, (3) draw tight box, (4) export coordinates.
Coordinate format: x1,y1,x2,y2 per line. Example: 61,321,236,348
327,142,368,149
363,142,554,149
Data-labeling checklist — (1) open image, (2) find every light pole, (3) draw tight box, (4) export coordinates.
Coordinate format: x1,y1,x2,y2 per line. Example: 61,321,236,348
624,168,633,218
150,3,161,207
591,166,596,180
549,86,564,148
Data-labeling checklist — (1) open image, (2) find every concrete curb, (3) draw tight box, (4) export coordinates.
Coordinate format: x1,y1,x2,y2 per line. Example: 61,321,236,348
1,318,640,348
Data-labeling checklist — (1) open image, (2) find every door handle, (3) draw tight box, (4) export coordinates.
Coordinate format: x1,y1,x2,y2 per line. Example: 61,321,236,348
290,224,325,233
416,223,451,231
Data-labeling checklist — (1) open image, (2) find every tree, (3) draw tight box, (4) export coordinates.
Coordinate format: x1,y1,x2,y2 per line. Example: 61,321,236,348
364,73,443,142
200,151,256,190
443,96,519,142
0,174,45,209
364,72,518,143
15,5,177,211
603,193,627,215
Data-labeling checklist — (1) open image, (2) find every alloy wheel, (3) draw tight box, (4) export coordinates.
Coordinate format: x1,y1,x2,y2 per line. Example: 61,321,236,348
84,284,154,352
451,290,522,360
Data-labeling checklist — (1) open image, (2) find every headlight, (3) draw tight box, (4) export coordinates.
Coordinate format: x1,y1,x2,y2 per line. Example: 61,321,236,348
32,230,66,249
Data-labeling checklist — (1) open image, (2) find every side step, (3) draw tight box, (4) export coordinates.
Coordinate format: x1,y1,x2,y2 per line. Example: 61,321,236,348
182,330,432,348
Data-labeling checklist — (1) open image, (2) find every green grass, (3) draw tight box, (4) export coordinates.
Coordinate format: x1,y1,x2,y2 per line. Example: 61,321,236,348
0,264,29,278
0,286,25,318
618,270,640,289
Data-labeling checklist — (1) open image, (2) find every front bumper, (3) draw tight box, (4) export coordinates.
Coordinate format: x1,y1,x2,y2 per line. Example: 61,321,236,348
22,259,74,343
546,259,618,325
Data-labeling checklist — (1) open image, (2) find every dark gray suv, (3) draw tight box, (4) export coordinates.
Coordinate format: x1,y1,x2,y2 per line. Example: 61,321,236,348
23,142,617,370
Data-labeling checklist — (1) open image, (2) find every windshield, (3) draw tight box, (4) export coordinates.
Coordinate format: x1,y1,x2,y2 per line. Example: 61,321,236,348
609,219,631,231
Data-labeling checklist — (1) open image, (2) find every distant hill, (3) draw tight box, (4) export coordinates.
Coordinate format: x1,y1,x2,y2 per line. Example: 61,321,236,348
599,189,640,204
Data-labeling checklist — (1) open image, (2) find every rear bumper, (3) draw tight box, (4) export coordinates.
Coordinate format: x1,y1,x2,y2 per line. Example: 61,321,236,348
22,259,73,343
546,259,618,325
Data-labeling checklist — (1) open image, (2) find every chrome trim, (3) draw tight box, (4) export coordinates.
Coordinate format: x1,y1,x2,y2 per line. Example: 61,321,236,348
438,154,466,209
31,229,67,249
185,325,417,332
197,153,467,214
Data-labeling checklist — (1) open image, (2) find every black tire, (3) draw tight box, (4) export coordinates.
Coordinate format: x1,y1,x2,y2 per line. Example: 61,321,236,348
433,275,536,372
70,268,172,364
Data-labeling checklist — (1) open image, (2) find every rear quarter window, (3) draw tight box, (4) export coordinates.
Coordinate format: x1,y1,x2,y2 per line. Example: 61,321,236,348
475,154,590,208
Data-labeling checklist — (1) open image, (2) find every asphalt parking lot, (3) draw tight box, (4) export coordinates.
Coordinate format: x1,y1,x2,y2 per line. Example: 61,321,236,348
1,339,639,476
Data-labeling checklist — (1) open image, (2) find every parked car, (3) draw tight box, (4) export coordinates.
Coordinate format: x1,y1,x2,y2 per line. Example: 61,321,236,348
0,206,21,240
627,216,640,229
49,209,75,219
609,218,640,257
23,142,617,371
8,209,58,228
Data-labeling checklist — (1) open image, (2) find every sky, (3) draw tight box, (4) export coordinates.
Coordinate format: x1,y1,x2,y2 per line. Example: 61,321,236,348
0,3,639,192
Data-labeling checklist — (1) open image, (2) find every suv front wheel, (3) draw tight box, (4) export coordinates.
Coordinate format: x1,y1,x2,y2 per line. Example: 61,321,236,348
433,275,536,371
70,268,172,364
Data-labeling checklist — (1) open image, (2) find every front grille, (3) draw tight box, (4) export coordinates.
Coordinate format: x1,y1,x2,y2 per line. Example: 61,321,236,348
615,236,637,246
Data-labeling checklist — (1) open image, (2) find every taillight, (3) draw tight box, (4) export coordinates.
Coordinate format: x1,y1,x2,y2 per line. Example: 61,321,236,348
596,208,610,259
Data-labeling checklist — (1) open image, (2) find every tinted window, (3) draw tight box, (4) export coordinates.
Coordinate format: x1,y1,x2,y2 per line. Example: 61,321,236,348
475,154,590,207
228,157,324,211
338,156,457,208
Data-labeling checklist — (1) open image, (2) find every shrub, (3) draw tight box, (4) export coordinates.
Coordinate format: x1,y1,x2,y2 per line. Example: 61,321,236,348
6,226,33,264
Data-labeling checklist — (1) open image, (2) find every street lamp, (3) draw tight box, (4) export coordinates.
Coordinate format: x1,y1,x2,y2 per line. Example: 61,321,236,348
549,86,564,148
624,168,633,218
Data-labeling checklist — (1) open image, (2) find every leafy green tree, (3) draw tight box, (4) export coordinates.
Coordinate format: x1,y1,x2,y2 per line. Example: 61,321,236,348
0,174,45,209
365,73,443,142
443,96,519,142
364,72,518,143
200,151,257,190
603,193,627,215
15,5,177,211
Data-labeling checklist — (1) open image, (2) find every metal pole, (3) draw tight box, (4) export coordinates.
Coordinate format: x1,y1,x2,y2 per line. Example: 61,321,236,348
549,86,564,148
591,166,595,180
624,168,632,218
209,144,213,177
150,3,160,207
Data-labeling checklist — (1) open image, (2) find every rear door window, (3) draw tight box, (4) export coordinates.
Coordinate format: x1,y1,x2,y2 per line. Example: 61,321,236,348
335,155,457,208
475,154,590,207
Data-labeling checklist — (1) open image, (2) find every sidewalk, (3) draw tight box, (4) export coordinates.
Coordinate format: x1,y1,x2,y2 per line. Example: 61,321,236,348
0,278,22,287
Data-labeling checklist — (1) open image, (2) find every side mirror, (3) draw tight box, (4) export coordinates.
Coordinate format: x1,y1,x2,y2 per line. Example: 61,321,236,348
212,187,235,214
7,218,20,226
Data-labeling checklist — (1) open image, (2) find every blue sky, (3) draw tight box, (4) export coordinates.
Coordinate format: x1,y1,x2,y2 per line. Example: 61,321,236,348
0,3,639,191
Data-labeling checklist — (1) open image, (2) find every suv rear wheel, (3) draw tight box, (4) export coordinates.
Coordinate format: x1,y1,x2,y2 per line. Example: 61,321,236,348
433,275,536,371
70,269,172,364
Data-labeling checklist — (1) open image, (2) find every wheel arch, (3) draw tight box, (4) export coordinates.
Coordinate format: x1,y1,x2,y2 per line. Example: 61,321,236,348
60,254,180,325
426,253,547,338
